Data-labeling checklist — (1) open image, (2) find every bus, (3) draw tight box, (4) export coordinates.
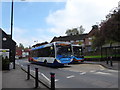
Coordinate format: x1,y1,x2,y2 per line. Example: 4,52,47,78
28,42,73,66
71,44,84,63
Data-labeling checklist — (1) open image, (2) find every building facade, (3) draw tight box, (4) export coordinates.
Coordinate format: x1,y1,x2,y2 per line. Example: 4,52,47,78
0,28,16,62
51,34,88,46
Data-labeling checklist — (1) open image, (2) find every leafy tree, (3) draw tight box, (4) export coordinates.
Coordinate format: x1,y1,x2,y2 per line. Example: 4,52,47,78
65,29,72,36
92,8,120,48
79,25,85,34
19,43,24,49
65,25,85,36
100,10,120,42
72,28,79,35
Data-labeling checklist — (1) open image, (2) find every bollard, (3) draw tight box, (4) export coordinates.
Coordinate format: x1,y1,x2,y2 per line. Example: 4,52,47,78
50,72,55,90
106,57,109,64
35,68,39,88
110,56,113,67
27,65,30,80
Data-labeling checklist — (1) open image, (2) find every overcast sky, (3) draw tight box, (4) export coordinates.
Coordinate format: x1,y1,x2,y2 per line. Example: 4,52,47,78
1,0,120,47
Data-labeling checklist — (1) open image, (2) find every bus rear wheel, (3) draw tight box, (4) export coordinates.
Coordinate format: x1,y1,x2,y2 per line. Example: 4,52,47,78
44,60,47,65
81,60,84,62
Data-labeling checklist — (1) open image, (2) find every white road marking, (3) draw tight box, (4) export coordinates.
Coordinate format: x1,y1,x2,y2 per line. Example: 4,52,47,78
16,62,19,65
80,72,86,75
39,72,59,82
41,73,51,82
99,65,105,69
31,70,35,72
95,72,112,75
59,68,80,73
68,70,80,72
66,75,75,78
55,79,59,82
21,65,23,67
107,70,118,73
90,70,96,72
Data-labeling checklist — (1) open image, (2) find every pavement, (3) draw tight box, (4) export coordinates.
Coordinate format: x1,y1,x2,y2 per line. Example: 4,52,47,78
2,60,119,89
2,64,48,89
84,60,119,70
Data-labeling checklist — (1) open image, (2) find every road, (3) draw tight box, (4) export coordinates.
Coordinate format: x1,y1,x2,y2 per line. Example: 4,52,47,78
16,59,118,88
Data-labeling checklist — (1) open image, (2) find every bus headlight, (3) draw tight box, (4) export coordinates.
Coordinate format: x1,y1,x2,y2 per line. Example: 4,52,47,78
57,60,61,63
70,58,73,62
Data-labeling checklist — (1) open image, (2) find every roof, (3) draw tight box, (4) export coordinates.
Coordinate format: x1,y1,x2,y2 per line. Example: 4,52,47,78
87,25,99,37
51,34,88,42
0,28,16,44
32,42,48,47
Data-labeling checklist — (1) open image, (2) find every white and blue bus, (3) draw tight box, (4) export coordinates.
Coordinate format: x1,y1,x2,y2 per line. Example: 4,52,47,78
71,44,84,63
28,42,73,66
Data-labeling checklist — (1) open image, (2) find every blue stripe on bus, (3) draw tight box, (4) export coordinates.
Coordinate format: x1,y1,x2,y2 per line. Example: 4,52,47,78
33,57,39,59
56,57,72,63
74,57,84,60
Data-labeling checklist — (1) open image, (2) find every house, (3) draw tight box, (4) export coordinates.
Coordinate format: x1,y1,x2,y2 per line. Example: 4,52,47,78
51,34,88,46
22,49,30,58
50,25,99,52
15,47,22,59
32,41,48,48
16,47,30,59
0,28,16,62
84,25,99,52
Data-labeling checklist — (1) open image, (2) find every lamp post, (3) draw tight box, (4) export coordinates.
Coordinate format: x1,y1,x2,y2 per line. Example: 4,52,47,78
11,0,25,69
10,0,15,69
11,0,13,39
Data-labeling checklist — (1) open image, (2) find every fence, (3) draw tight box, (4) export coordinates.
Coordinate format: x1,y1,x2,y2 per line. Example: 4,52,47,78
84,46,120,61
21,65,55,90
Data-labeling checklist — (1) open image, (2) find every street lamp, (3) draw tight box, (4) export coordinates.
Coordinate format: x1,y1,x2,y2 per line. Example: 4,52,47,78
10,0,25,69
10,0,15,69
11,0,13,39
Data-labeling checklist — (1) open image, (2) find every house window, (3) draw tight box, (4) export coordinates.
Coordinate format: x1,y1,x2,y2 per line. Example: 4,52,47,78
89,42,92,45
80,40,83,42
89,37,92,40
81,43,84,46
76,40,79,42
70,40,74,43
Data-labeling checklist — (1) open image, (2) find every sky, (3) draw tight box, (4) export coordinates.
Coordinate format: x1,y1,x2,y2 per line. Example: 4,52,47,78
1,0,120,47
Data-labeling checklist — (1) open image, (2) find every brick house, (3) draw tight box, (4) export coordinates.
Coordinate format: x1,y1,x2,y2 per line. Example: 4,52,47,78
16,47,30,59
50,25,99,52
84,25,99,52
15,47,22,59
51,34,88,46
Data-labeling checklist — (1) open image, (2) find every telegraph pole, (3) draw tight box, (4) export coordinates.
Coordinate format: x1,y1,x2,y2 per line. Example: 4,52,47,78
11,0,15,69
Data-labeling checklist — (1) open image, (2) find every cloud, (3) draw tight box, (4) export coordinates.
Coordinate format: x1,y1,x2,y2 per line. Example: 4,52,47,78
3,27,54,47
3,0,119,47
12,27,53,47
46,0,119,35
1,0,67,2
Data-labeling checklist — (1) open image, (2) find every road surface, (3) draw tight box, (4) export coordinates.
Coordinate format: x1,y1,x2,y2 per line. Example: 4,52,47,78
16,59,118,88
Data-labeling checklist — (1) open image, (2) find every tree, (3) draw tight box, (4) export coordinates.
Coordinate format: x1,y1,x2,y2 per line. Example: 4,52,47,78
65,29,72,36
92,8,120,48
28,46,32,49
100,9,120,42
79,25,85,34
19,43,24,49
65,25,85,36
72,28,79,35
